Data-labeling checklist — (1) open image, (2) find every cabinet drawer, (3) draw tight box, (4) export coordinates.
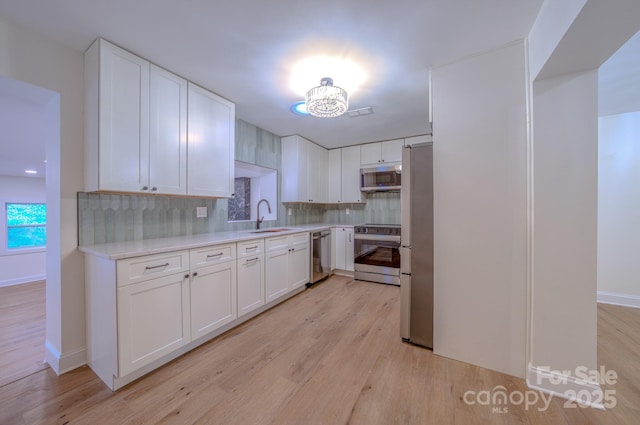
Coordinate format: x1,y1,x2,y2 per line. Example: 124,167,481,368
190,243,236,268
237,239,264,258
290,232,310,247
265,235,289,252
117,251,189,287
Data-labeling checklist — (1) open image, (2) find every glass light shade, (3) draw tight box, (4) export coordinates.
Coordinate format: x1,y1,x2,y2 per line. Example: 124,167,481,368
305,78,348,118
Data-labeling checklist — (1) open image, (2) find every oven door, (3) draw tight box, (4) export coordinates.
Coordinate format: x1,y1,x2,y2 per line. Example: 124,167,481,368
354,235,401,284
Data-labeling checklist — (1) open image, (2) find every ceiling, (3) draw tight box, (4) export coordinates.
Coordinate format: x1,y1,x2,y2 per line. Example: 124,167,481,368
1,1,639,180
0,0,544,151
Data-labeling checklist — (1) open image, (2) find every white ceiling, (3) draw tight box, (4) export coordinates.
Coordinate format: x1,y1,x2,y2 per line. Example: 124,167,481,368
0,0,544,150
1,1,638,179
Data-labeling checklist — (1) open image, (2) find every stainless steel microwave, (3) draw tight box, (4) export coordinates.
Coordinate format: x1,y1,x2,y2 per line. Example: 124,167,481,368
360,164,402,192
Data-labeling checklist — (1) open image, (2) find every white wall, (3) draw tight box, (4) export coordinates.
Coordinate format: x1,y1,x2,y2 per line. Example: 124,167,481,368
526,0,640,403
528,0,587,79
530,69,598,382
431,41,528,378
0,176,46,286
0,16,86,373
597,111,640,306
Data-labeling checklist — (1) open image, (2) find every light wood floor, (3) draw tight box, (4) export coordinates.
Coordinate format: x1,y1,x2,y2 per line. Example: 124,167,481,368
0,281,47,388
0,276,638,424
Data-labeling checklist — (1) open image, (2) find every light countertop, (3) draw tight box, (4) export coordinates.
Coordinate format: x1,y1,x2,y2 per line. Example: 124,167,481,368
78,224,347,260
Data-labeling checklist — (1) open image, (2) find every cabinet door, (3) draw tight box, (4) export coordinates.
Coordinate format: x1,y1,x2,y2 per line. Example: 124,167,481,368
344,228,355,272
381,139,404,163
190,261,237,340
327,149,342,202
118,273,189,376
149,65,187,195
341,146,362,202
360,142,381,166
334,228,346,270
289,239,310,289
187,82,235,197
281,136,308,202
307,143,328,202
98,41,150,193
265,248,290,302
237,255,264,317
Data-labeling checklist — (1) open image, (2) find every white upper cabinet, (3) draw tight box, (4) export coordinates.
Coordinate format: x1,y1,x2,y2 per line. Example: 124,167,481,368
282,135,309,202
327,149,342,203
84,38,234,197
282,135,328,203
85,39,150,193
327,146,362,203
307,142,328,202
341,145,362,202
149,65,187,195
360,139,404,166
186,83,235,198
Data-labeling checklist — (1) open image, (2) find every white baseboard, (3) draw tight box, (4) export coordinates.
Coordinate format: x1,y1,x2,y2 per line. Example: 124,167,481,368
0,274,46,288
44,340,86,375
526,364,604,409
597,291,640,309
332,270,354,278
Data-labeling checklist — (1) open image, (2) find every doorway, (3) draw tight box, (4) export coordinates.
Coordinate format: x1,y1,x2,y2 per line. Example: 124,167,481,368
0,76,60,385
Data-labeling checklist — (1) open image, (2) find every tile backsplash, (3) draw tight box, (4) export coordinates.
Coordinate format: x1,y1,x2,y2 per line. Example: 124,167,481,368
77,193,215,245
78,119,402,246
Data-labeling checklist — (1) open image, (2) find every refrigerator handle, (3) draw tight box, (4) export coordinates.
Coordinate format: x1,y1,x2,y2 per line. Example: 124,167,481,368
401,146,411,246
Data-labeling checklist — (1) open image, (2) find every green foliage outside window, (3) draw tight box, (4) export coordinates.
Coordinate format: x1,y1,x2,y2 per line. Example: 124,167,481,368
6,203,47,249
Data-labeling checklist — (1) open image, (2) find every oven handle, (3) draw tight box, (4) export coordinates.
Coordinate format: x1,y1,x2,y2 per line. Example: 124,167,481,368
354,234,401,243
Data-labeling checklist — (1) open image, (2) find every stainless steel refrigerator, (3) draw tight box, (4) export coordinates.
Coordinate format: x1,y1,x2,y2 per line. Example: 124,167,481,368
400,142,433,349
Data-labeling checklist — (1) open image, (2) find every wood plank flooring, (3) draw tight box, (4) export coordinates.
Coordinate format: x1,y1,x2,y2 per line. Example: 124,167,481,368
0,281,47,387
0,276,638,424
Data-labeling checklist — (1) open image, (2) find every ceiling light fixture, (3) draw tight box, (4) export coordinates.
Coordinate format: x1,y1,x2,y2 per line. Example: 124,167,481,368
305,77,348,118
290,101,310,116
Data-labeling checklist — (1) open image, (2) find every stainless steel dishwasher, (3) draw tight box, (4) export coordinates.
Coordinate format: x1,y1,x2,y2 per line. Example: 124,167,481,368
308,229,332,286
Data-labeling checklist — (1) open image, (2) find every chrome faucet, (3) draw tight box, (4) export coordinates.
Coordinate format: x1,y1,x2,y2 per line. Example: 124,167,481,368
256,199,272,229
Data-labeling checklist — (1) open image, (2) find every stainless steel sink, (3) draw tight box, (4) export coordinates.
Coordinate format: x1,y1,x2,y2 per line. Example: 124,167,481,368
250,228,294,233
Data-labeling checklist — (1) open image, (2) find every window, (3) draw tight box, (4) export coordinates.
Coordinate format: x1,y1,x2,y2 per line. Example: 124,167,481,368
228,162,277,223
6,203,46,249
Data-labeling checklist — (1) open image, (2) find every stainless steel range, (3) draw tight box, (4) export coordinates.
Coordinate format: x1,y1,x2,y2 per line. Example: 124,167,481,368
354,224,401,286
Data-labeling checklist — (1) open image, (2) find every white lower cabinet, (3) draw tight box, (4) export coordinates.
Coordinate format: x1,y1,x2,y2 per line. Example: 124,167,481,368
265,232,310,302
237,240,265,317
117,272,190,377
189,260,237,340
85,233,312,391
333,226,355,272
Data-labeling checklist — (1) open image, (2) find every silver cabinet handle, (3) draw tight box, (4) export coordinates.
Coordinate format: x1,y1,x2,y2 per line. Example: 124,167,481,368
348,233,352,243
246,246,258,251
207,253,223,258
145,262,169,270
245,257,260,263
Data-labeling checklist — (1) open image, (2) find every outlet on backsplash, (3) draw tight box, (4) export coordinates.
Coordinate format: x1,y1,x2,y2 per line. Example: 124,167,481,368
196,207,208,218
